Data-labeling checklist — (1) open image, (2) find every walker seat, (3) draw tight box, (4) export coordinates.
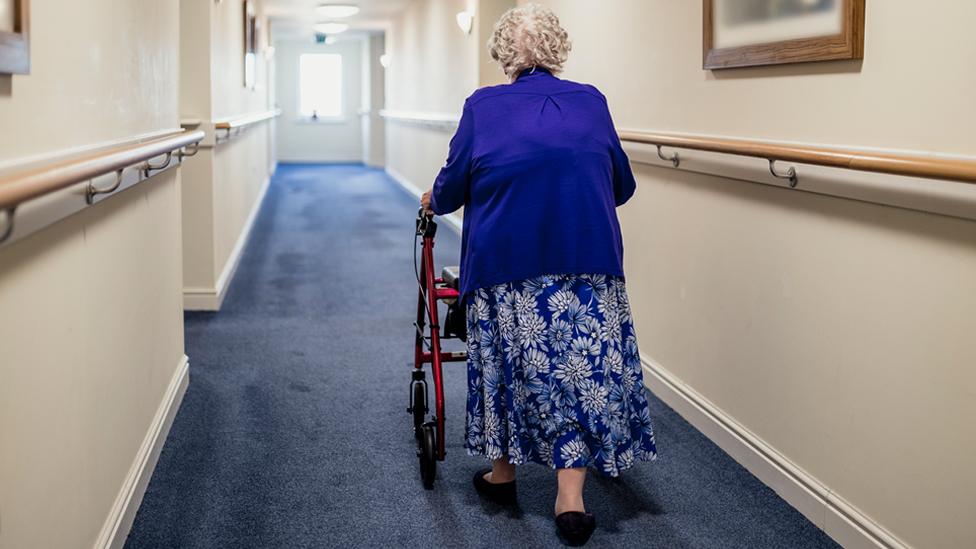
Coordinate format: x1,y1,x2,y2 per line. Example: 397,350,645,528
441,266,461,290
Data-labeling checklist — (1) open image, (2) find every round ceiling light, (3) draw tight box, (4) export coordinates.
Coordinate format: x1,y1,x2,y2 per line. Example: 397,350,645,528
317,4,360,18
314,22,350,34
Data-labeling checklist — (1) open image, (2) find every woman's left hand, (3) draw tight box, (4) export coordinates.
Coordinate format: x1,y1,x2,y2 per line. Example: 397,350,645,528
421,189,434,215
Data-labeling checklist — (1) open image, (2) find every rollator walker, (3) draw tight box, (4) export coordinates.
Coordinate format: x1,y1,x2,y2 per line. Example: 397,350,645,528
409,210,467,489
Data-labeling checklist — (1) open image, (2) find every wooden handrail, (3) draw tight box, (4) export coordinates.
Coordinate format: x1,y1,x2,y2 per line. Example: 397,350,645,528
0,130,205,211
618,131,976,185
379,110,461,131
214,109,282,131
379,110,461,125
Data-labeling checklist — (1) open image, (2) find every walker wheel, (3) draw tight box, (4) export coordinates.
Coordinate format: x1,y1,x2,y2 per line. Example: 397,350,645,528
419,423,437,489
411,381,428,440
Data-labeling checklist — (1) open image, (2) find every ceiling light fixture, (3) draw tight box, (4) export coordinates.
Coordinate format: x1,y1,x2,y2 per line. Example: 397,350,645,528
317,3,360,18
456,11,474,35
314,22,350,34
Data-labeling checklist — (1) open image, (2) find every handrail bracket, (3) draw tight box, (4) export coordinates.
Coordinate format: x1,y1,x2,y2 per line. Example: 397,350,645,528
178,142,200,160
657,145,681,168
769,159,799,188
86,169,125,204
142,152,173,177
0,207,15,244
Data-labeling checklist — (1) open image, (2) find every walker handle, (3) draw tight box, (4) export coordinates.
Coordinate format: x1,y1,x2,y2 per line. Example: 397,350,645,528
416,208,437,237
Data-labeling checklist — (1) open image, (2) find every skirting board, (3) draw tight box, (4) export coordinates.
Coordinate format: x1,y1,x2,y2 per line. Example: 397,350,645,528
277,157,364,164
385,166,463,233
95,354,190,549
184,174,272,310
640,355,909,549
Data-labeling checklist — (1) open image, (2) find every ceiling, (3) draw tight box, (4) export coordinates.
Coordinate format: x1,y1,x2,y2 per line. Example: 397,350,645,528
266,0,414,41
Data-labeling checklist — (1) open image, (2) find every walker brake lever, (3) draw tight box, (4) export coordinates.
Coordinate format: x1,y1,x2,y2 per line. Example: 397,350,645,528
416,209,438,238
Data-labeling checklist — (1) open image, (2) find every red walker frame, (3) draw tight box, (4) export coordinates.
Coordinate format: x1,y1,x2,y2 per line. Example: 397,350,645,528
410,211,466,489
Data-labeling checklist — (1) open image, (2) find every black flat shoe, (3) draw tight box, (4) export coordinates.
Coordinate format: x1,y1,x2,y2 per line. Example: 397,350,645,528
555,511,596,546
472,468,517,505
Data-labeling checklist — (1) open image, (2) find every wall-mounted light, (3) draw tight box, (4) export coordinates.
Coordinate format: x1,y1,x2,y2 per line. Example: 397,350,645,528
317,3,360,18
379,54,391,69
314,22,350,34
456,11,474,35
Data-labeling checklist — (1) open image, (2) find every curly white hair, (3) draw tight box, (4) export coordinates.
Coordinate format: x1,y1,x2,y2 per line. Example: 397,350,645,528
487,4,572,80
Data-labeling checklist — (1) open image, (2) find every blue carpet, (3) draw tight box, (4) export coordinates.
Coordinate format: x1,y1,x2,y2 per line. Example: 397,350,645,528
125,164,840,548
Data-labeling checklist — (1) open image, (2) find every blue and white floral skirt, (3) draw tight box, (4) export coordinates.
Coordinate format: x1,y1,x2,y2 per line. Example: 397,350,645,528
464,273,657,477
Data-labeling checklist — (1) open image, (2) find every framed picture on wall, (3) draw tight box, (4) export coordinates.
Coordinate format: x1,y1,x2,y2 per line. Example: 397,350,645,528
0,0,29,74
703,0,865,70
243,0,258,89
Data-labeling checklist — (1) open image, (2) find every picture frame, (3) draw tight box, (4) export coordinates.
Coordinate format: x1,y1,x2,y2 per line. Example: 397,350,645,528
703,0,864,70
0,0,30,74
243,0,258,89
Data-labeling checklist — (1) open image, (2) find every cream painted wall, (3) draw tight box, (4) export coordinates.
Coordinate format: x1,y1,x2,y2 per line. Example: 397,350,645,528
210,0,273,295
180,0,275,309
211,0,274,119
386,123,464,197
386,0,479,114
0,173,185,548
181,150,217,289
180,0,212,121
0,1,185,547
213,128,271,273
362,33,386,168
275,39,364,163
0,1,179,157
384,0,512,195
475,0,514,88
535,0,976,156
521,1,976,547
385,0,469,194
623,165,976,548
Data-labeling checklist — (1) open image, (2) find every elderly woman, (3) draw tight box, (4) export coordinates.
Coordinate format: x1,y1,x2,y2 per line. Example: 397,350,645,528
421,4,657,545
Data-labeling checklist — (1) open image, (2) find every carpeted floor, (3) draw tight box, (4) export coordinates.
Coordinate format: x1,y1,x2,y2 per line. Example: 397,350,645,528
125,164,840,549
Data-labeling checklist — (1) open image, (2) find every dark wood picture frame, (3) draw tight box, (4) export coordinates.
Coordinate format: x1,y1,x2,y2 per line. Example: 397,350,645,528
0,0,30,74
703,0,864,70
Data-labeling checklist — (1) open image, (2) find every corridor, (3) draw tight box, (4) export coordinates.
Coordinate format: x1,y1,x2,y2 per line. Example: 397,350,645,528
2,1,975,548
124,165,836,548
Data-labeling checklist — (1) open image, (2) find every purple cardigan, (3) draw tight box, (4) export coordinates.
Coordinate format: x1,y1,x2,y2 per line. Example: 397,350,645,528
430,68,637,297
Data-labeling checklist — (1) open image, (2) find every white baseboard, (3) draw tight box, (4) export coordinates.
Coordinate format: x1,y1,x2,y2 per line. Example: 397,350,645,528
640,355,908,549
183,175,271,311
277,157,364,164
96,354,190,549
182,289,222,311
385,166,463,233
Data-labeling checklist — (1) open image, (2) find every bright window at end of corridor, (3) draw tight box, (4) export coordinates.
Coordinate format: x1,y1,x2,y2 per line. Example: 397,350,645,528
299,54,343,120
